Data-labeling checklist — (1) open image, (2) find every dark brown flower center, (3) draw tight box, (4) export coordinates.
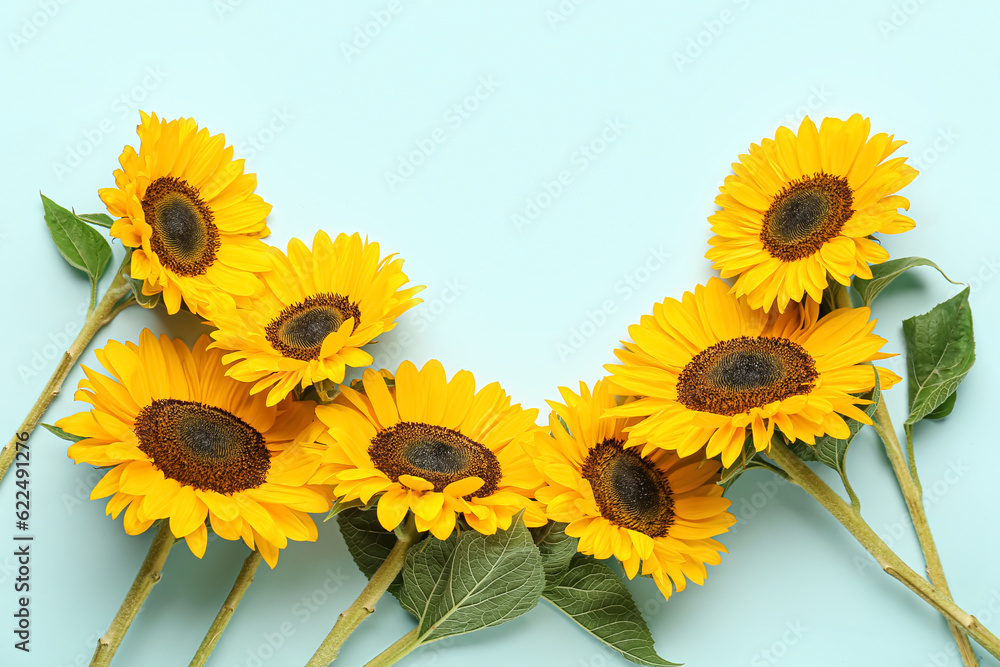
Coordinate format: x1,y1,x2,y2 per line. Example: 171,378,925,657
676,336,818,416
141,177,220,276
581,439,673,537
265,293,361,361
760,172,854,261
368,422,501,498
133,399,269,494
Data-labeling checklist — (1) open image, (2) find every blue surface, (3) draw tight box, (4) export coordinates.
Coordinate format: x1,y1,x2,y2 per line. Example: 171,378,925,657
2,1,999,665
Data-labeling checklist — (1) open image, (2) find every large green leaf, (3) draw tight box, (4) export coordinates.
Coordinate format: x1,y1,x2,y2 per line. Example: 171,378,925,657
398,513,545,642
924,391,957,420
337,507,406,598
530,521,578,586
544,555,678,666
852,256,958,307
41,194,112,288
903,288,975,426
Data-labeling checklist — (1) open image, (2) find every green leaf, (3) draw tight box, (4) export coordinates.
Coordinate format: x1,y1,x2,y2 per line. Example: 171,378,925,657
41,194,113,287
337,507,406,599
903,288,975,426
543,555,678,666
788,439,818,462
853,256,958,307
808,373,881,510
924,391,957,420
530,521,578,586
398,512,545,642
77,212,114,229
40,423,85,442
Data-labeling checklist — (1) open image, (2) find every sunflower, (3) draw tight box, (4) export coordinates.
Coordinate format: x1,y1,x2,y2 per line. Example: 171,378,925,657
531,379,734,600
706,114,917,313
604,278,900,467
207,231,423,407
56,330,330,568
308,360,545,539
99,111,273,315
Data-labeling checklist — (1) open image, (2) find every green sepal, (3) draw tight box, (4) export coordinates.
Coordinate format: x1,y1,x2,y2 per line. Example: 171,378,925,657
40,423,85,443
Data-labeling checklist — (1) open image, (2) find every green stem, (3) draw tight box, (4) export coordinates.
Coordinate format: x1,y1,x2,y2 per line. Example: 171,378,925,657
842,475,862,515
873,400,978,667
0,262,135,489
831,271,976,664
188,550,263,667
905,423,922,493
90,521,175,667
305,516,420,667
767,439,1000,660
362,628,422,667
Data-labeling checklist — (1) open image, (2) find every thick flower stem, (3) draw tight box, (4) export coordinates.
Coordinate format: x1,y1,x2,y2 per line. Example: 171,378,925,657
872,401,979,666
767,439,1000,660
362,627,422,667
90,520,175,667
0,265,134,489
834,283,979,665
188,550,263,667
305,516,420,667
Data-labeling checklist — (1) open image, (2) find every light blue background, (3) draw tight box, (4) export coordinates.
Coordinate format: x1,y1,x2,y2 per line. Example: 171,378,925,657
1,1,999,665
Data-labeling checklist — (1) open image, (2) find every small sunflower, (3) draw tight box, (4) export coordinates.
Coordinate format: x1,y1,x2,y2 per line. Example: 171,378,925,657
207,231,423,407
308,360,545,539
532,379,734,600
706,114,917,313
56,330,330,568
604,278,900,467
99,111,273,315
